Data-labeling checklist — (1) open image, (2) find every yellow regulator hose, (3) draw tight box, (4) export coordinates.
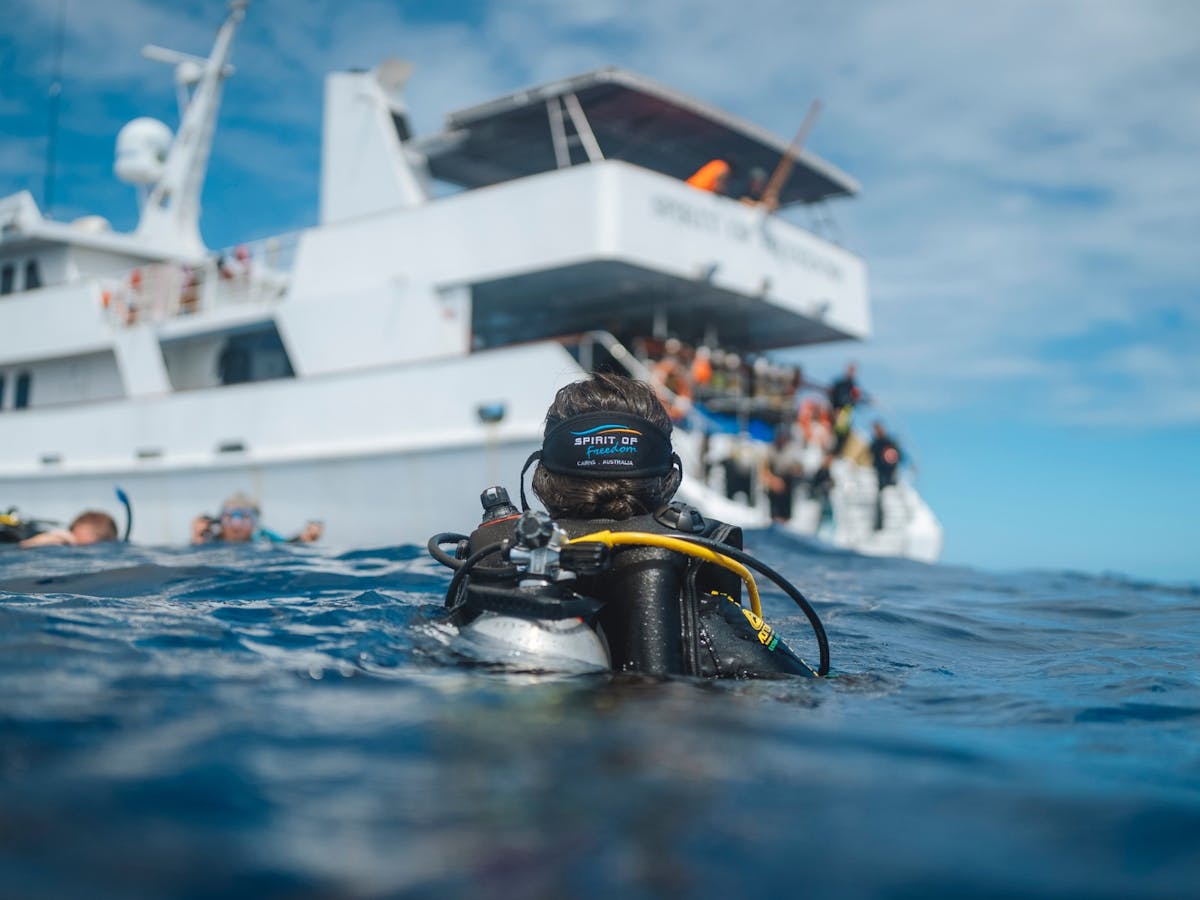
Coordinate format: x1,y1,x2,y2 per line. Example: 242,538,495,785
568,530,762,618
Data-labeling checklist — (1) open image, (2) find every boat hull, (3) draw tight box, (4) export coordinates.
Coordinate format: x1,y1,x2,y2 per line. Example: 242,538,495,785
0,342,582,547
2,339,941,560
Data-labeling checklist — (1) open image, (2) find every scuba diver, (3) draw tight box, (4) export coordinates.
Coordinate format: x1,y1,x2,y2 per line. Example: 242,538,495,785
428,374,829,678
191,492,323,544
2,508,119,548
2,508,52,544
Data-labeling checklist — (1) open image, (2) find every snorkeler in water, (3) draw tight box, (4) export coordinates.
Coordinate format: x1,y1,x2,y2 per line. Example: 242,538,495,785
14,510,119,548
191,493,323,545
429,373,829,678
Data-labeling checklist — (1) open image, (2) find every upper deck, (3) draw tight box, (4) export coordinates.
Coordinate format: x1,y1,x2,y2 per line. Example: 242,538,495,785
412,67,858,208
312,63,871,358
292,159,870,360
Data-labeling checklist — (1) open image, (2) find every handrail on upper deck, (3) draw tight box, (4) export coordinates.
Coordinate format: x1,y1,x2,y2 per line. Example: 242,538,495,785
100,232,300,327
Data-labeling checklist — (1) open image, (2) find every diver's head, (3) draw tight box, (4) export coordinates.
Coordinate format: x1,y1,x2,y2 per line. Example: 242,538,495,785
68,511,118,544
532,374,681,520
219,492,260,542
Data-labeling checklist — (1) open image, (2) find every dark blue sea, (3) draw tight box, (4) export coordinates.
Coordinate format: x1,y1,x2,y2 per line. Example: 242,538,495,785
2,533,1198,899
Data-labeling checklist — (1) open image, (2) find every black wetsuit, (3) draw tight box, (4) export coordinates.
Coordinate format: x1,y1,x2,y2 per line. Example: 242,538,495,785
1,514,47,543
829,375,859,411
828,375,861,455
871,435,901,488
807,465,834,528
870,434,901,530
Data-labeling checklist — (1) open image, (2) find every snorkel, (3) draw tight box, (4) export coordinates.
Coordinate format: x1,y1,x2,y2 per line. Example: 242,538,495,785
115,486,133,542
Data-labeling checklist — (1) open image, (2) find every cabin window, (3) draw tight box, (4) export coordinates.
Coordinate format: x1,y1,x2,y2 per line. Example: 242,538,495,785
0,263,13,295
24,259,42,290
14,371,31,409
217,325,295,386
0,373,6,410
391,112,412,142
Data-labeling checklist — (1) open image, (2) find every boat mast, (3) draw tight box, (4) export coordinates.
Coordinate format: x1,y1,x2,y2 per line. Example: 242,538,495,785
134,0,248,258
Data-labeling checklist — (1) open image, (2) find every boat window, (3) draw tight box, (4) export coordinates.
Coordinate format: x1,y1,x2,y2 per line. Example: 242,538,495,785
14,371,31,409
391,112,412,143
0,263,13,295
0,373,6,410
24,259,42,290
216,325,295,386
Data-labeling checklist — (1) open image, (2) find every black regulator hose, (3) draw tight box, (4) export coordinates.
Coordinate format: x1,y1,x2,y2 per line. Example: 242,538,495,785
428,532,470,570
667,533,831,676
444,541,506,611
465,582,602,620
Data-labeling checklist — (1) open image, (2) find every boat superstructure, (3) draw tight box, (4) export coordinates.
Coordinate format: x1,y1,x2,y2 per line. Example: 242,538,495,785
0,2,941,560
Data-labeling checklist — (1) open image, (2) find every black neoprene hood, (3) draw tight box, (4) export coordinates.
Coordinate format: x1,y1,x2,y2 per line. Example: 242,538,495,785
539,412,674,478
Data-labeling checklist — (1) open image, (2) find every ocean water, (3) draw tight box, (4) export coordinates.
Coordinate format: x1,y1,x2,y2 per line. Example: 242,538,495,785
1,532,1198,899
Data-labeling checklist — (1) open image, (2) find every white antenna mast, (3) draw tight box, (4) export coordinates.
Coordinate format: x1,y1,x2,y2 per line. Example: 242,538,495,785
135,0,248,258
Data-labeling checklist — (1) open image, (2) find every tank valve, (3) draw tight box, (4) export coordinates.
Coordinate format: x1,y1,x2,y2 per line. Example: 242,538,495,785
479,485,519,523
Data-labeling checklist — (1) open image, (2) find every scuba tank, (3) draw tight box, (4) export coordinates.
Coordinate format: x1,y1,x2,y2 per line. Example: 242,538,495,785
428,487,830,678
431,487,611,672
0,508,57,544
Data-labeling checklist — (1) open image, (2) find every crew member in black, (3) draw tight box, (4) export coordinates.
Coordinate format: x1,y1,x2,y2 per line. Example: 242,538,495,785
761,428,805,523
869,421,902,531
828,361,866,456
807,455,835,530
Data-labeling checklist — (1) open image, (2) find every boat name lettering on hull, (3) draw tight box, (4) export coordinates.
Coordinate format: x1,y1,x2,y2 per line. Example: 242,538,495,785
651,195,843,282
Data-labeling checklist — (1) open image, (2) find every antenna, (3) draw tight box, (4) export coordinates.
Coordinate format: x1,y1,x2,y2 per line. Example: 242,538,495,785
134,0,249,257
759,99,822,212
142,44,234,119
43,0,67,217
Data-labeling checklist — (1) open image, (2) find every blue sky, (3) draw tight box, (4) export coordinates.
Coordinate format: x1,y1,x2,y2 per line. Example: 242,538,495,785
2,0,1198,582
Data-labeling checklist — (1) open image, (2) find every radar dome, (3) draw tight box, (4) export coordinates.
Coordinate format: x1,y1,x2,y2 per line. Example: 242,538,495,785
70,215,113,233
115,117,173,185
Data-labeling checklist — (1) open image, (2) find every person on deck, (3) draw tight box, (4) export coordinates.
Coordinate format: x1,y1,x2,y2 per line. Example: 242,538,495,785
17,511,118,548
869,422,903,531
191,493,323,545
650,338,693,422
690,345,714,398
761,428,806,523
828,362,866,456
685,159,732,194
808,455,836,530
740,166,770,206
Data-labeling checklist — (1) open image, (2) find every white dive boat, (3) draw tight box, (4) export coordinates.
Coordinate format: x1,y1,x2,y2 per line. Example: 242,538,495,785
0,2,941,561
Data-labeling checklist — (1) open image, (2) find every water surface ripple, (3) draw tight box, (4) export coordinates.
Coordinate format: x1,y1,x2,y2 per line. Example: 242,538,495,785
2,535,1198,899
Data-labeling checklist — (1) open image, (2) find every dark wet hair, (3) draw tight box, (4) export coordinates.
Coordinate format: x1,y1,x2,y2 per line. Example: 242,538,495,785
532,374,682,520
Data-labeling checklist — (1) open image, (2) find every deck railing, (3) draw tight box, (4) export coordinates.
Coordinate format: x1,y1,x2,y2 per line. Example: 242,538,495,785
101,232,300,326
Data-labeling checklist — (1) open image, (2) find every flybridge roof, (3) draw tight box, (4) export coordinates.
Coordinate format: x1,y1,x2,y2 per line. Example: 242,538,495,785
413,67,859,207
